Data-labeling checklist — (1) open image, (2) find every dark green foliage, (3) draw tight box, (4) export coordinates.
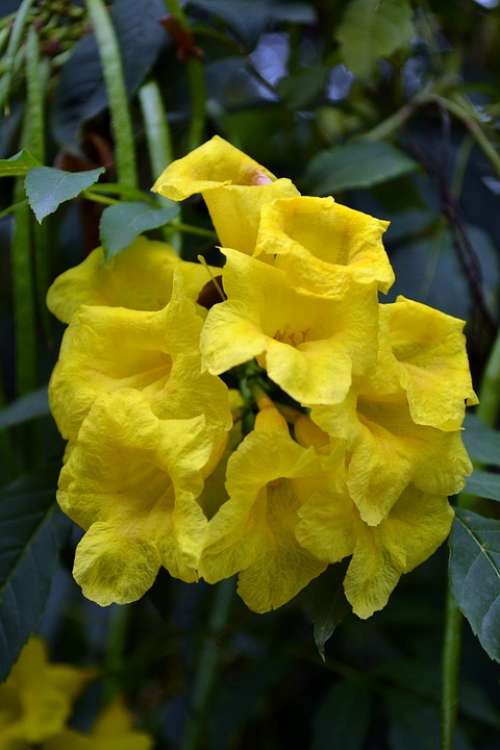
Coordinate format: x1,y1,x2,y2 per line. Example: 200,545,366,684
25,166,105,222
0,471,69,680
449,509,500,662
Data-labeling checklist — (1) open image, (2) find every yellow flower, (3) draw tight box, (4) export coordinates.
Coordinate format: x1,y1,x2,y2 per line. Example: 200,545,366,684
152,135,299,254
47,235,208,324
296,480,453,619
311,385,472,527
200,248,378,405
43,697,152,750
49,270,231,447
58,389,215,605
379,296,478,431
254,196,394,297
0,638,93,748
200,405,327,613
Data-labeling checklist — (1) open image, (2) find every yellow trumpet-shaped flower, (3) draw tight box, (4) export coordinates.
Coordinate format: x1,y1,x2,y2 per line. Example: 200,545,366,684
254,196,394,297
58,389,215,605
379,296,478,431
200,248,378,405
47,236,208,324
311,385,472,526
44,697,152,750
296,481,453,619
200,406,327,613
49,271,231,447
0,638,93,748
152,135,299,254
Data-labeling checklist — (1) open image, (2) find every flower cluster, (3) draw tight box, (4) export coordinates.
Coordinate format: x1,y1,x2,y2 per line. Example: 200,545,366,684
48,136,476,619
0,638,151,749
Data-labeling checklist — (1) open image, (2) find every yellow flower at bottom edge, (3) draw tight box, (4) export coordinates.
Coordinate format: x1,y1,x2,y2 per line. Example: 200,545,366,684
46,235,209,324
311,384,472,527
379,296,478,431
199,406,328,613
0,638,93,749
49,270,231,446
152,135,299,254
200,248,379,406
296,479,454,619
43,697,152,750
254,196,394,298
58,389,216,606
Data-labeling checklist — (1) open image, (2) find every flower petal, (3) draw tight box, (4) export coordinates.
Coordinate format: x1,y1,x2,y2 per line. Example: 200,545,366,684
46,236,206,323
381,296,478,430
152,135,299,253
255,196,393,296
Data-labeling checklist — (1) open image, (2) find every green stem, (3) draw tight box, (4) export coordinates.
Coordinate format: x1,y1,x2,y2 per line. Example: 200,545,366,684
181,580,234,750
138,79,181,250
86,0,138,187
12,185,36,395
25,26,51,341
103,605,130,703
138,80,174,177
476,331,500,427
164,0,207,151
0,199,28,220
440,325,500,749
432,94,500,177
170,221,216,240
83,190,119,206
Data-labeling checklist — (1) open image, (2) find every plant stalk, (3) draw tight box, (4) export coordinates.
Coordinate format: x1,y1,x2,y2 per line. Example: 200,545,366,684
181,579,234,750
440,325,500,749
86,0,138,187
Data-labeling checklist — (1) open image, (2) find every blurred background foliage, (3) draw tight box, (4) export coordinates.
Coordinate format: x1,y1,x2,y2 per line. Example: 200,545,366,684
0,0,500,748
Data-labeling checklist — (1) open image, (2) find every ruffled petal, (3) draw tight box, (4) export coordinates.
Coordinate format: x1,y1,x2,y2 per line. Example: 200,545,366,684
152,135,298,253
58,390,214,604
200,419,325,610
313,387,472,526
255,196,393,296
46,237,207,324
49,271,231,446
201,249,378,404
381,296,478,430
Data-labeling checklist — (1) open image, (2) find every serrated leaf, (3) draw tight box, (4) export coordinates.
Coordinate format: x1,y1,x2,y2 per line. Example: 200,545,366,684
0,387,49,430
336,0,414,79
0,471,70,680
464,470,500,502
304,141,417,195
301,560,350,661
312,679,372,750
463,414,500,467
25,166,105,222
0,149,40,177
100,200,179,258
449,509,500,662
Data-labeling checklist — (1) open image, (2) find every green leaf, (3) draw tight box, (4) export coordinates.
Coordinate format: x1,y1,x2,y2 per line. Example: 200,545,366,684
336,0,414,79
304,141,417,195
464,470,500,502
25,166,105,222
312,679,372,750
0,149,40,177
463,414,500,467
449,509,500,662
0,471,70,680
301,561,350,661
100,200,179,258
0,388,49,430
